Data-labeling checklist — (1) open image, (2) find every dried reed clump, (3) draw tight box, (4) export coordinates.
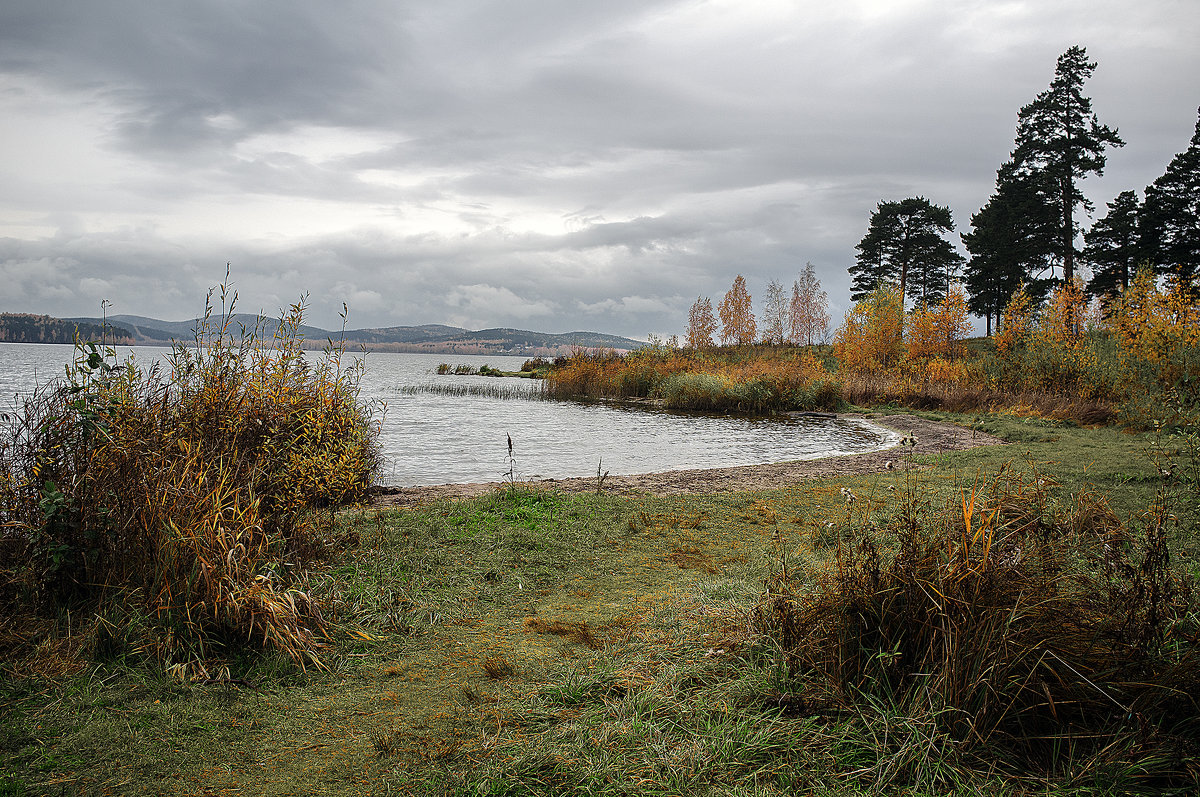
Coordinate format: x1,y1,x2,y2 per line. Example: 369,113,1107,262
544,347,845,413
0,289,381,672
756,469,1200,783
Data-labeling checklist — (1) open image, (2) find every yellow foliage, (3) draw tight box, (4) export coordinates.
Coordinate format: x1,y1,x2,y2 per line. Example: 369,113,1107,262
907,287,973,361
835,284,904,373
1042,277,1088,347
996,288,1035,356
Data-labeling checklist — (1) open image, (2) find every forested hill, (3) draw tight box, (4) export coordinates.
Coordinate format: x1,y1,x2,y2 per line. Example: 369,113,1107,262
7,313,645,355
0,313,135,345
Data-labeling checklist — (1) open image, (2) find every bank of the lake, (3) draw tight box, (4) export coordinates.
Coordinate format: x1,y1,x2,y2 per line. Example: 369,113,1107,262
0,343,900,486
7,409,1195,796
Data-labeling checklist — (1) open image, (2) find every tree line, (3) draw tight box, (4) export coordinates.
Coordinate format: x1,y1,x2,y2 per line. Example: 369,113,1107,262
685,263,831,349
0,313,134,345
848,45,1199,336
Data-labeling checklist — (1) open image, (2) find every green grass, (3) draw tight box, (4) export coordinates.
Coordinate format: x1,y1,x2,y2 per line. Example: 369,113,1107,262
2,409,1197,795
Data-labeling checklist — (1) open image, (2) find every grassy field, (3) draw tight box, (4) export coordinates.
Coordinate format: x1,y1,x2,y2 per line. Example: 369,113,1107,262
3,409,1196,795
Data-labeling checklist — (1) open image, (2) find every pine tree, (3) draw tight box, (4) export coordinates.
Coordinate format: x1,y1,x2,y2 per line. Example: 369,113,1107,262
1083,190,1141,308
963,163,1061,335
849,197,964,304
1009,45,1124,283
1141,107,1200,288
718,275,756,345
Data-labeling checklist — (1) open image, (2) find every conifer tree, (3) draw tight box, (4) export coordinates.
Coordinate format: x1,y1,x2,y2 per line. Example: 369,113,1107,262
1008,45,1124,283
1141,108,1200,288
1083,190,1141,308
963,162,1062,334
849,197,963,304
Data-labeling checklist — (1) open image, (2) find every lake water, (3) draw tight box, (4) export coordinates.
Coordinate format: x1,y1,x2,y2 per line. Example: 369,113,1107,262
0,342,898,486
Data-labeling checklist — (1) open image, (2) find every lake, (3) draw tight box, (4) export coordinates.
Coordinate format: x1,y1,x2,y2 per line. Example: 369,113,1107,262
0,342,898,486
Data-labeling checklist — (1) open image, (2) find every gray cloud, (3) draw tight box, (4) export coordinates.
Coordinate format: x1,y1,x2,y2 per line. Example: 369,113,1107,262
1,0,1198,337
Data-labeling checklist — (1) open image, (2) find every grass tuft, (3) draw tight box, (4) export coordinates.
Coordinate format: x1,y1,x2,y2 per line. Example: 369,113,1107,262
0,283,381,672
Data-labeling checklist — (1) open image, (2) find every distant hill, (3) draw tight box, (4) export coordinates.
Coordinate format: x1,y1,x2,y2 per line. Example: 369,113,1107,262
41,314,647,355
0,313,135,345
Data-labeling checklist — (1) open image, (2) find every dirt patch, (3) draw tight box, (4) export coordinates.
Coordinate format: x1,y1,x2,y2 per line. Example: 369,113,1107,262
371,413,1005,508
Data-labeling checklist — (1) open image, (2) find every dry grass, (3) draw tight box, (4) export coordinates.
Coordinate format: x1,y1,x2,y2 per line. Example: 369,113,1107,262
755,468,1200,784
0,285,381,673
524,617,604,649
482,656,517,679
544,345,844,413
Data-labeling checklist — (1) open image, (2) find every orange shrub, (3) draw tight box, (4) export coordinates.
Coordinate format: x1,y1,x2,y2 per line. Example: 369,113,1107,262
1042,276,1088,347
834,284,904,373
904,289,972,362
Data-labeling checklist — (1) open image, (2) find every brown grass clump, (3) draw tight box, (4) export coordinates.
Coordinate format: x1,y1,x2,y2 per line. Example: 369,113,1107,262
482,656,516,679
0,286,381,673
524,617,603,649
756,468,1200,783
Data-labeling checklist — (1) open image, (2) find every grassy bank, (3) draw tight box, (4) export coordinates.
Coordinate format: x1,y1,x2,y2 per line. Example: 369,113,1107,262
3,411,1197,795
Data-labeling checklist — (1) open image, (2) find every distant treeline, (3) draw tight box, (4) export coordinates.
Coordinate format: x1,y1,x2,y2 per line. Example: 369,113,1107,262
0,313,134,345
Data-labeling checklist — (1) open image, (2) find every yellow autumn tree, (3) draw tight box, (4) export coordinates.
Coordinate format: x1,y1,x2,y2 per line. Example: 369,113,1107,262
834,283,904,372
685,296,718,349
995,287,1035,356
718,275,756,345
1042,276,1089,347
1106,267,1200,365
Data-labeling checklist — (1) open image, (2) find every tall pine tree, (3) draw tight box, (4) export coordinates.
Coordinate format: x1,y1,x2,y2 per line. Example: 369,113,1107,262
1083,190,1141,307
849,197,964,305
1009,45,1124,283
1141,107,1200,287
962,163,1060,334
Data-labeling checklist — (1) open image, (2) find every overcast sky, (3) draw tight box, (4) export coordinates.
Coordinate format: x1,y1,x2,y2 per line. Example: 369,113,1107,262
1,1,1197,338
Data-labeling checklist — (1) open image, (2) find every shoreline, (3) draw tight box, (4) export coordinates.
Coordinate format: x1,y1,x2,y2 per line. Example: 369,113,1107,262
370,413,1006,508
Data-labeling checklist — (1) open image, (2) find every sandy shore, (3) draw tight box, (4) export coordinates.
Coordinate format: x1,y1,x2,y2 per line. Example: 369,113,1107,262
369,413,1006,508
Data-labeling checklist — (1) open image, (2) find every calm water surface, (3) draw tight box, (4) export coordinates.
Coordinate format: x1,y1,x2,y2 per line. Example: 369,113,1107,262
0,343,898,486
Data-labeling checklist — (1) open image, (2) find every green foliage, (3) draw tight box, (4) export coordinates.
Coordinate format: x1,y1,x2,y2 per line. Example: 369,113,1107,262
850,197,964,304
1083,190,1142,305
1009,45,1124,283
0,286,381,673
1141,108,1200,284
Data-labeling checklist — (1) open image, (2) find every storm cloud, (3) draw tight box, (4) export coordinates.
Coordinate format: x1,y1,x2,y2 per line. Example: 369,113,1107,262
1,0,1197,336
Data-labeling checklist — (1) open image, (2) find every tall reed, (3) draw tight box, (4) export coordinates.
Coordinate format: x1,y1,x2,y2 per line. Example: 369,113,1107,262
0,287,381,673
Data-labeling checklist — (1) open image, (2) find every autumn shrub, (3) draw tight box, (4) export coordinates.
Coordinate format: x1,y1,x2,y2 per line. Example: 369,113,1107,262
834,284,904,373
905,287,973,361
0,292,381,674
756,471,1200,785
547,345,844,413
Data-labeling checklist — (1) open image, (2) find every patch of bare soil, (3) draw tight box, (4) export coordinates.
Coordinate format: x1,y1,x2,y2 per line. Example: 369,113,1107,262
371,413,1005,508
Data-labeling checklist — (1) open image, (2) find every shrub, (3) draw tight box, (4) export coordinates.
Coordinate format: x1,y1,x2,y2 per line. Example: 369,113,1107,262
0,291,381,673
756,472,1200,784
